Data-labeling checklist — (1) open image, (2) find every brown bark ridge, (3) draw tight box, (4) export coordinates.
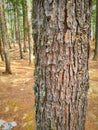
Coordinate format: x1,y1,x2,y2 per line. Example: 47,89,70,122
33,0,91,130
0,0,12,74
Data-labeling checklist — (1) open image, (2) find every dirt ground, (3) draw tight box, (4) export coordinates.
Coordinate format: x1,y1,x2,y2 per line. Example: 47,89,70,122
0,45,35,130
0,43,98,130
85,60,98,130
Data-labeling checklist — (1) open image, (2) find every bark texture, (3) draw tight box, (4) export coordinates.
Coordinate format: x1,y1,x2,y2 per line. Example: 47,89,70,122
33,0,91,130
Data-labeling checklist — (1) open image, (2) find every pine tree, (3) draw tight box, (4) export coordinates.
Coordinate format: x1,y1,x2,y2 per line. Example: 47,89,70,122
33,1,91,129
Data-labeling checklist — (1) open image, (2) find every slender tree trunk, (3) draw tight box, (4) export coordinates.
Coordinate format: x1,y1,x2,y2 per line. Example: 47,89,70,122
0,0,11,74
93,0,98,60
7,2,10,38
22,0,27,52
13,4,17,41
4,1,11,49
14,1,19,43
26,0,34,65
33,1,91,130
0,39,4,61
16,0,23,59
10,3,14,40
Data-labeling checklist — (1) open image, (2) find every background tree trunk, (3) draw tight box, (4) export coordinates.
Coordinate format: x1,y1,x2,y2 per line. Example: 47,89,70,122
26,0,34,65
0,0,11,74
33,0,91,130
22,0,27,52
93,0,98,60
13,3,17,41
0,39,4,61
16,0,23,59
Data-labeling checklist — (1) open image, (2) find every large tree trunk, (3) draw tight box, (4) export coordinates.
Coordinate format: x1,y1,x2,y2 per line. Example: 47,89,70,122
93,0,98,60
26,0,34,65
33,0,91,130
0,0,11,74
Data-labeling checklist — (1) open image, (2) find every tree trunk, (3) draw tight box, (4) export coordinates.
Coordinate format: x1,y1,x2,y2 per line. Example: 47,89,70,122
22,0,27,52
0,0,12,74
93,0,98,60
16,0,23,59
10,3,14,40
26,0,34,65
33,1,91,130
13,3,17,41
0,39,4,61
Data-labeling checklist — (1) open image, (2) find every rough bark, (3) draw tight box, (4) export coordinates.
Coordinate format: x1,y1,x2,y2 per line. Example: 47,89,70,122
93,0,98,60
0,0,12,74
33,0,91,130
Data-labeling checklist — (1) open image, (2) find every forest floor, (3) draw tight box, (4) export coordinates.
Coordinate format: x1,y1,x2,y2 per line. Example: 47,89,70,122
0,43,98,130
0,44,35,130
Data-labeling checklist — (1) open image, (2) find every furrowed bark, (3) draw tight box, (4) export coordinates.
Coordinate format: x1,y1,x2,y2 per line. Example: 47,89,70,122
33,0,91,130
